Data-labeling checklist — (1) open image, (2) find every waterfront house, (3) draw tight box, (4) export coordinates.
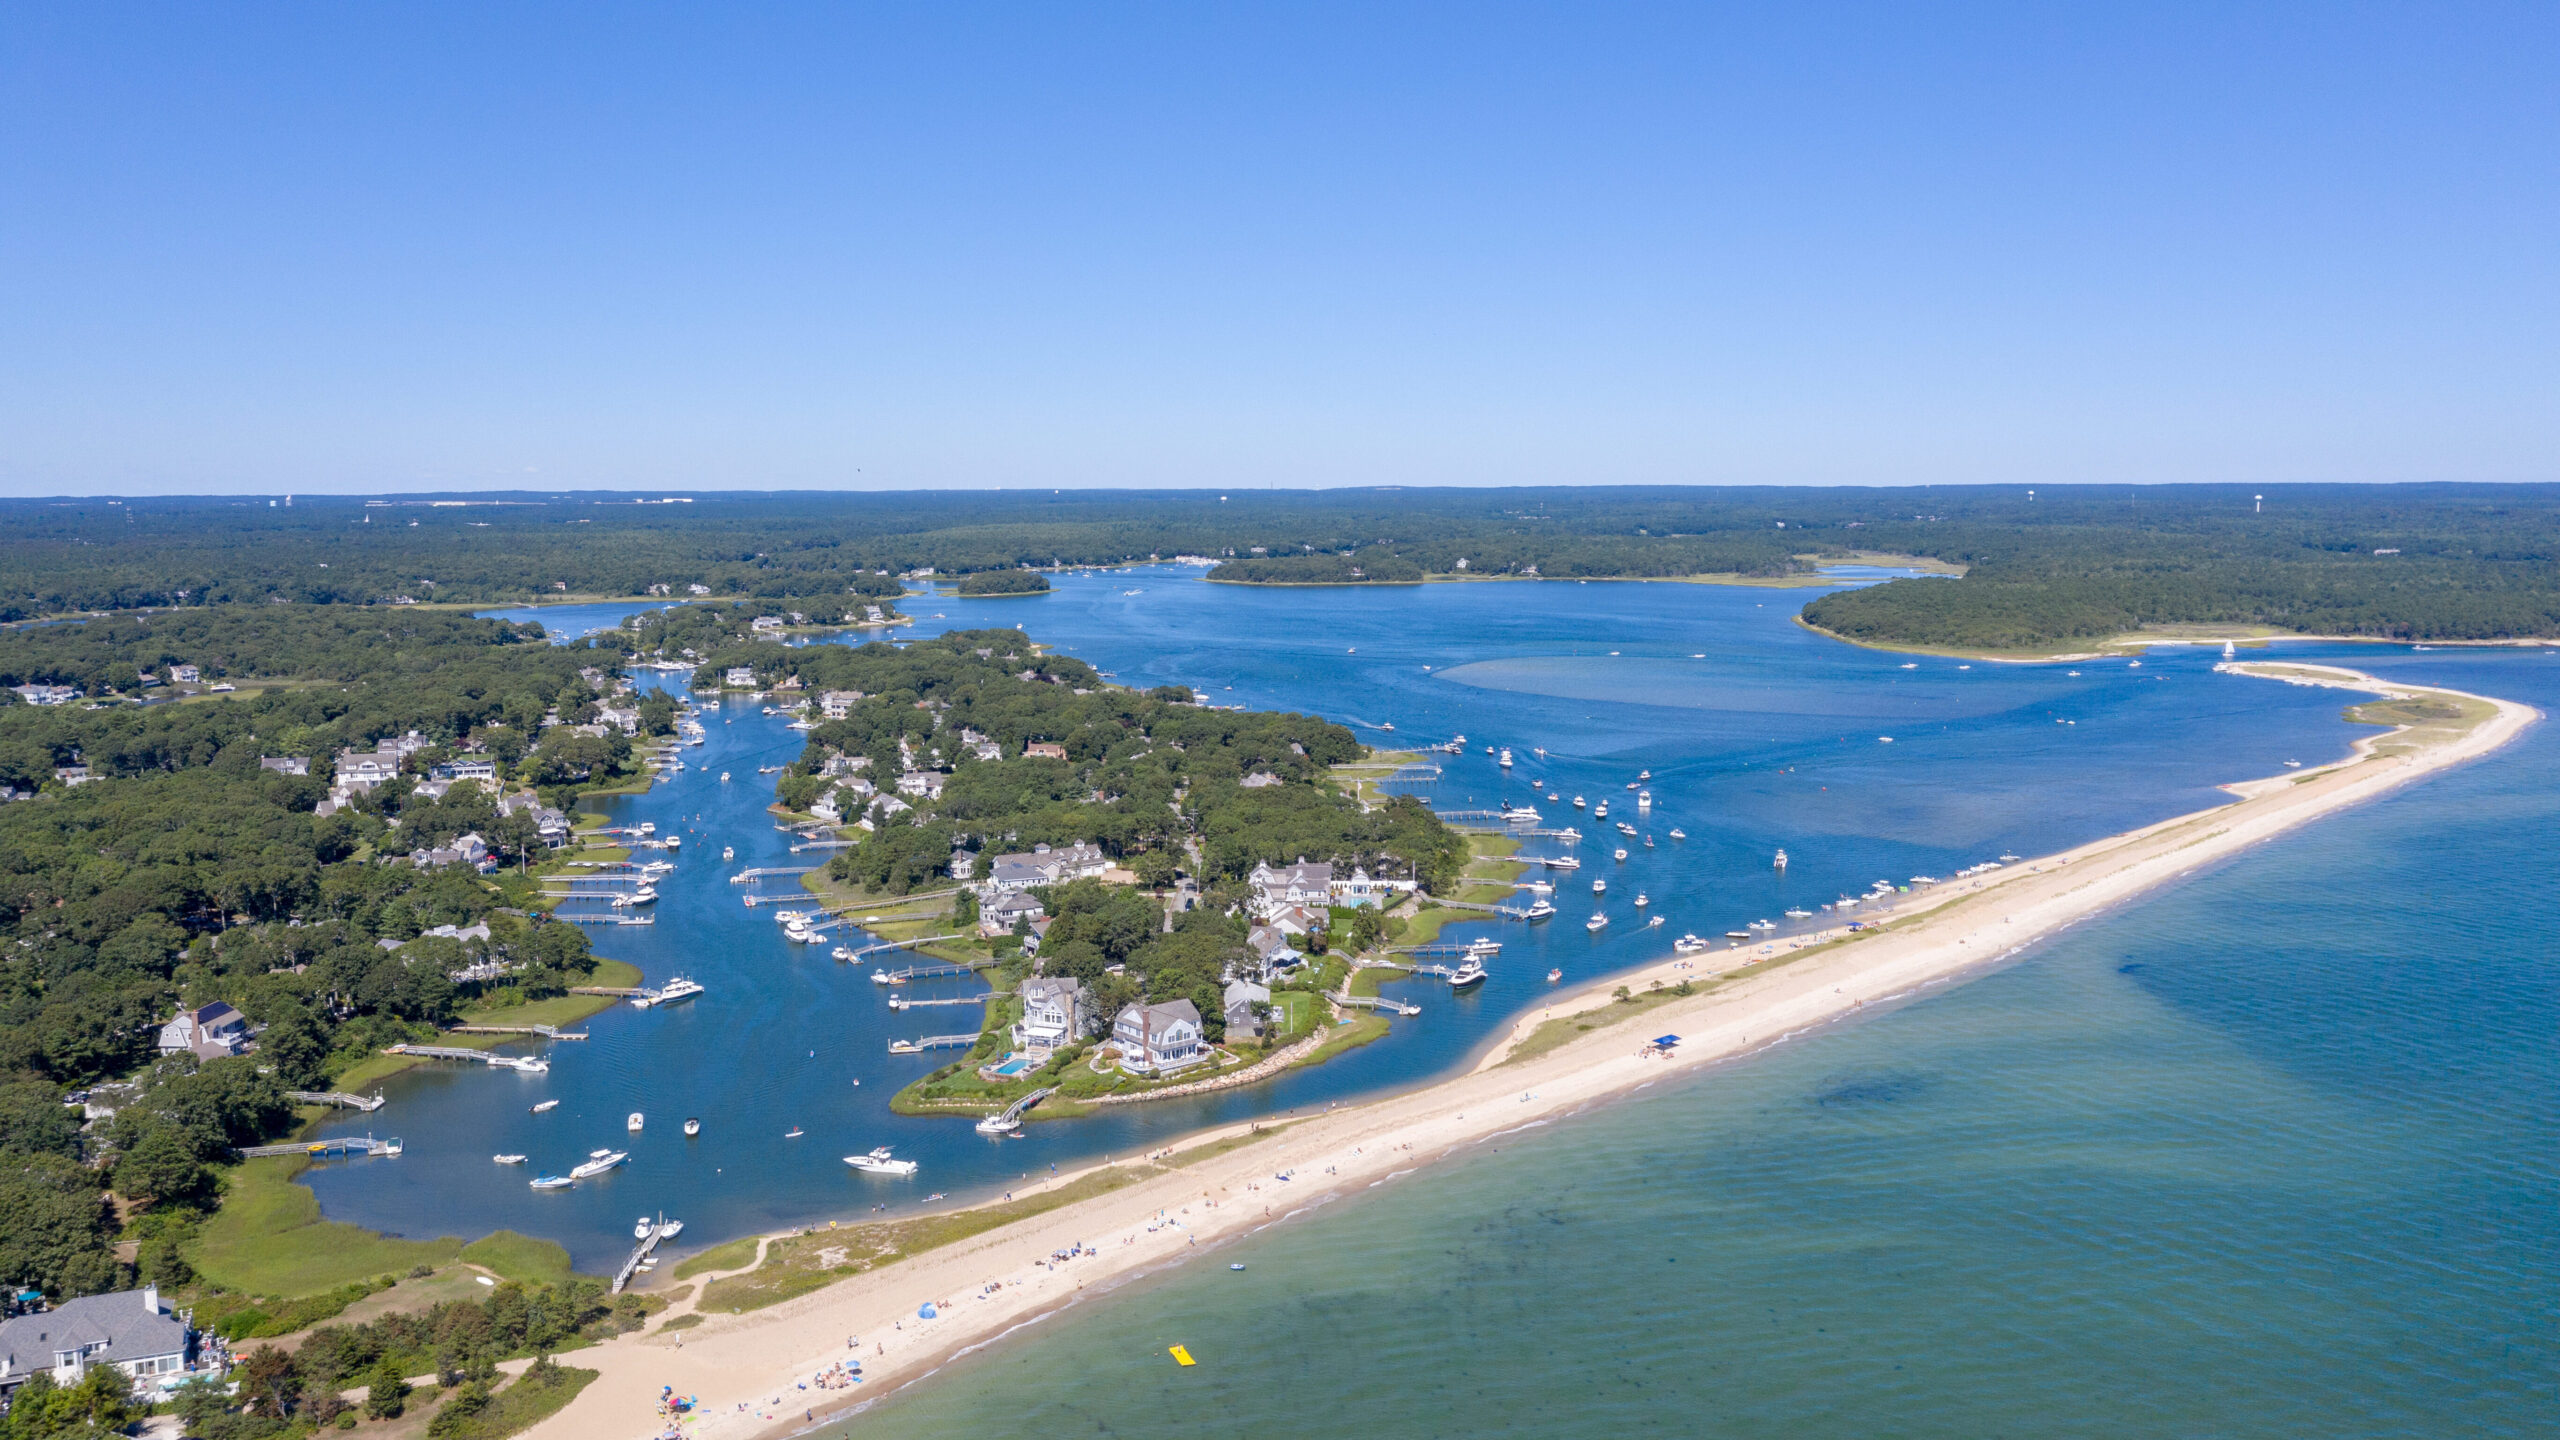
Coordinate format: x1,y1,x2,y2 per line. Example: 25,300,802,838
751,616,785,633
1330,865,1415,909
1245,925,1304,974
1248,859,1334,916
1223,980,1271,1040
429,757,500,791
0,1286,199,1400
1111,999,1208,1075
820,690,864,719
158,1003,252,1061
1014,976,1087,1058
981,890,1047,936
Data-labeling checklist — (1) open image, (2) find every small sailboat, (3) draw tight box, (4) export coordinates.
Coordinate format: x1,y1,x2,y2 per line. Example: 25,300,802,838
683,1117,700,1137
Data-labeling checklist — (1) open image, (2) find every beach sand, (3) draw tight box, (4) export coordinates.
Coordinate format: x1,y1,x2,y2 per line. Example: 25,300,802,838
522,664,2534,1440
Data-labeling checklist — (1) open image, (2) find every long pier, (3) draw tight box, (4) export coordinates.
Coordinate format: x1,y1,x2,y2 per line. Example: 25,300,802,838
888,1033,978,1053
569,985,648,996
286,1090,385,1112
240,1134,402,1159
837,935,965,963
731,866,820,882
449,1024,588,1039
556,913,655,925
386,1044,548,1072
979,1086,1056,1132
1386,942,1498,958
875,960,992,985
887,993,989,1010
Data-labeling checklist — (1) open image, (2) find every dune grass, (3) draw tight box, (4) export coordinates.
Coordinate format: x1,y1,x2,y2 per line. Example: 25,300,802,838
460,1231,577,1286
671,1236,760,1280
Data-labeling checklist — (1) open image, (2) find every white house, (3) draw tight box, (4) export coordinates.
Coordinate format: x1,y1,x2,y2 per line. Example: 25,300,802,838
981,890,1047,935
168,664,202,684
0,1286,200,1399
1013,976,1086,1058
895,770,946,799
1111,999,1208,1075
981,842,1109,895
1248,859,1334,917
949,850,978,881
820,690,864,720
751,616,786,633
723,666,757,688
12,684,80,706
158,1003,253,1061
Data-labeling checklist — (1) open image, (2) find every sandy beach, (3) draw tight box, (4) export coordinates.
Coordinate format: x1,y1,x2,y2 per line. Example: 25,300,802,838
521,663,2535,1440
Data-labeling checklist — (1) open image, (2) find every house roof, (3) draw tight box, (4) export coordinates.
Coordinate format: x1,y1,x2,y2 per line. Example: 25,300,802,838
0,1289,187,1379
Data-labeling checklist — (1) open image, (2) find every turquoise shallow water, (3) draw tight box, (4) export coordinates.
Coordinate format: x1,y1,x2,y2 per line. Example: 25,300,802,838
823,645,2560,1438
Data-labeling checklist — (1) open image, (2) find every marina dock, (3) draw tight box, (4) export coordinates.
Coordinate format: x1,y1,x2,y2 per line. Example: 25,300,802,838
569,985,649,996
887,993,989,1010
385,1044,548,1072
449,1024,588,1039
557,912,655,925
874,956,990,983
1332,992,1422,1016
839,935,965,963
730,865,820,882
613,1219,681,1294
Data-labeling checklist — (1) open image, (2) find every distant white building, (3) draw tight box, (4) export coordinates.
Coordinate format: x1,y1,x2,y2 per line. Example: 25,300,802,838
981,842,1109,894
1248,859,1334,916
751,616,786,633
168,664,202,684
820,690,864,720
12,684,79,706
723,667,757,688
895,770,946,800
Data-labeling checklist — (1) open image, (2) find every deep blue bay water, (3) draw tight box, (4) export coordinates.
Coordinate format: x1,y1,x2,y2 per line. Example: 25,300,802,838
297,579,2558,1433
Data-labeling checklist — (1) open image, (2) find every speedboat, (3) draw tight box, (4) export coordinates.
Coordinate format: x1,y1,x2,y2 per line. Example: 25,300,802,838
1638,769,1651,780
493,1154,527,1165
1668,828,1687,840
1572,795,1586,808
1447,958,1487,988
1633,893,1649,908
846,1147,919,1176
1785,908,1813,919
1498,749,1513,768
568,1151,627,1180
1592,878,1607,894
1674,934,1709,954
1637,791,1652,809
723,846,735,861
1647,915,1664,927
1522,900,1556,921
976,1114,1020,1135
1464,937,1502,957
531,1099,559,1113
635,1216,655,1240
1546,854,1581,871
720,772,730,782
683,1117,700,1137
530,1175,572,1190
1774,849,1789,871
648,976,706,1007
1594,802,1609,819
1585,914,1608,931
1613,848,1628,862
1616,822,1638,836
627,1112,645,1132
657,1219,684,1240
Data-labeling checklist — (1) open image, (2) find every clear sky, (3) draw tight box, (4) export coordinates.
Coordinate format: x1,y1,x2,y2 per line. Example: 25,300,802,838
3,3,2554,496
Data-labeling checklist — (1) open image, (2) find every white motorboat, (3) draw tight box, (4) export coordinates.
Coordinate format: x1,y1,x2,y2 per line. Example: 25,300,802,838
1774,849,1789,871
1586,914,1608,931
1447,957,1487,988
846,1147,919,1176
1637,791,1652,809
1647,915,1664,927
723,845,735,861
1633,893,1649,908
1464,937,1502,957
1669,828,1687,840
1785,908,1813,919
1534,747,1547,757
1545,854,1581,871
645,968,706,1004
657,1218,683,1240
1613,848,1628,862
627,1112,645,1132
1638,769,1651,780
1498,748,1513,768
720,772,731,782
493,1154,527,1165
568,1150,627,1180
1674,934,1709,954
1594,802,1609,818
530,1175,572,1190
683,1117,700,1137
976,1115,1020,1135
531,1099,559,1113
635,1216,654,1240
1592,877,1607,894
1522,900,1557,921
1572,795,1586,808
1616,822,1638,836
1547,968,1562,983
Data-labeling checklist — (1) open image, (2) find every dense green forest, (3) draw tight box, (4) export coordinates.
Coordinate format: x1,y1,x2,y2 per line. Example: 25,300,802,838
0,608,648,1300
953,569,1051,596
13,485,2560,646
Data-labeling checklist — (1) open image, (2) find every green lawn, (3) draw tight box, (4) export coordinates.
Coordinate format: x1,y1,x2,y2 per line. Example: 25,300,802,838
192,1158,464,1297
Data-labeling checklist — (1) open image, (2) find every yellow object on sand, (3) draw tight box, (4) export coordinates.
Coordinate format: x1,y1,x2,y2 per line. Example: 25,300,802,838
1168,1345,1195,1367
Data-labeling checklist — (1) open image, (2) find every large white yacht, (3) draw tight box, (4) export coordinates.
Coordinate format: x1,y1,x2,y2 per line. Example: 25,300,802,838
846,1147,919,1176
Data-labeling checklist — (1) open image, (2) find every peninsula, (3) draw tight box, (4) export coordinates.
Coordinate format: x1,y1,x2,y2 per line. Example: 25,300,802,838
517,661,2535,1440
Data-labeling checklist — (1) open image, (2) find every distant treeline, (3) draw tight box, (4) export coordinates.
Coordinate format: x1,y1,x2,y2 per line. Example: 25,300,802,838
11,485,2560,644
953,570,1051,596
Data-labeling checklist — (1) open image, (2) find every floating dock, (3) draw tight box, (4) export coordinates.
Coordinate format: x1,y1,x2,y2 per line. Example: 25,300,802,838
888,1033,978,1053
240,1134,402,1159
285,1090,385,1112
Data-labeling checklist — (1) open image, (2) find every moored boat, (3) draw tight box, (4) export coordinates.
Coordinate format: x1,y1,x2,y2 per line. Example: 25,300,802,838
627,1112,645,1132
683,1117,701,1137
493,1154,527,1165
1585,914,1608,931
531,1099,559,1113
846,1146,918,1176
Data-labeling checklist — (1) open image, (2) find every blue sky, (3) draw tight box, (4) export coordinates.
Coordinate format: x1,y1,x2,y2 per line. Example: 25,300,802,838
3,3,2554,495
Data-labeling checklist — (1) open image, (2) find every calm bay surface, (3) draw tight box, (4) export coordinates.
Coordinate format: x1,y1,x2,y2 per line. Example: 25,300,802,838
828,644,2560,1439
311,573,2418,1275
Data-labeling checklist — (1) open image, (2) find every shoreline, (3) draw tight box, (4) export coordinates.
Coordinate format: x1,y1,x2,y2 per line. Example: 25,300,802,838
1795,614,2560,664
518,663,2536,1440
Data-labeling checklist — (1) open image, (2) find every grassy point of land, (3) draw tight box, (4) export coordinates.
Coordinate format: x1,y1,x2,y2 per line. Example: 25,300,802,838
192,1158,465,1298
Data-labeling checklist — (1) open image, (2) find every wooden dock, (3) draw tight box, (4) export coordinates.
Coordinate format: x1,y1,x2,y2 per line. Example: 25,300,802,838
449,1024,588,1039
888,1032,978,1053
730,865,820,882
569,985,649,996
887,993,989,1010
874,957,991,984
240,1133,402,1159
286,1090,386,1112
1331,992,1420,1016
838,935,965,963
612,1221,678,1294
